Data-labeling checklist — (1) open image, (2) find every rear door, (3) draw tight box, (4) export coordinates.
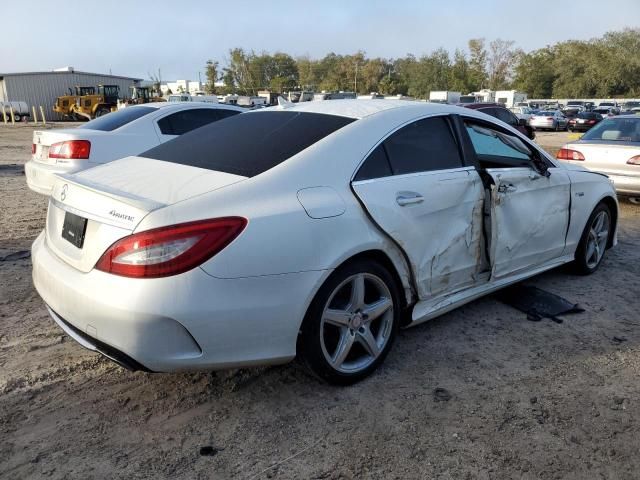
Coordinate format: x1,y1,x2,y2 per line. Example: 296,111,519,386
352,115,485,299
155,108,239,142
461,118,571,278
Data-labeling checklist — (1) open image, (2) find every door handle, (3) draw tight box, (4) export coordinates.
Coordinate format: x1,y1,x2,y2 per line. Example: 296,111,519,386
497,183,517,194
396,193,424,206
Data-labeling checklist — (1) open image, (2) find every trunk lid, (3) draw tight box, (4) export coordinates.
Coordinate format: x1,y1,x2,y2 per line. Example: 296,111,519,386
569,141,640,177
46,156,247,272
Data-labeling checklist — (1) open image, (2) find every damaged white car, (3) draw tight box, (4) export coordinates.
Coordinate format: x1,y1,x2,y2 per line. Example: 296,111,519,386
32,100,618,385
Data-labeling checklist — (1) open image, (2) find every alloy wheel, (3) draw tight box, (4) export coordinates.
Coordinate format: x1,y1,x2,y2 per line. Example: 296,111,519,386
585,210,610,269
319,273,394,374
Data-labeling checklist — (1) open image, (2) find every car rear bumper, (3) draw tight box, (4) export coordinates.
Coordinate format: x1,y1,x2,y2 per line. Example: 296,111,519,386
25,159,87,195
608,173,640,195
565,162,640,195
31,231,326,372
531,121,554,129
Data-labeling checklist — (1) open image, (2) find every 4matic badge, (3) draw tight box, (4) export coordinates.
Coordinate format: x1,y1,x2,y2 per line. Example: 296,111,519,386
109,210,135,222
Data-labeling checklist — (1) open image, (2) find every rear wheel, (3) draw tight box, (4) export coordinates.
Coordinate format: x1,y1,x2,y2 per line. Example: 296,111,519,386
299,259,401,385
572,203,611,275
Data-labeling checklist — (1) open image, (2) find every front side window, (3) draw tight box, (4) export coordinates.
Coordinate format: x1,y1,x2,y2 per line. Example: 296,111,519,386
383,116,462,175
465,121,533,168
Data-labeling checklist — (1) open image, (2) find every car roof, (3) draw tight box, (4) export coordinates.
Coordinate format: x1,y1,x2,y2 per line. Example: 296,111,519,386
123,102,242,111
269,99,454,119
458,102,505,109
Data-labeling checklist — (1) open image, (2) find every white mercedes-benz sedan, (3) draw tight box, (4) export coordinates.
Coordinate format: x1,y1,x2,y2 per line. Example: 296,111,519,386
25,102,244,195
32,100,618,384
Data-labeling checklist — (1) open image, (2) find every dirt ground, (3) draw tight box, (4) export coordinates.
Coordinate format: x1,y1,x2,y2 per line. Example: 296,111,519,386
1,123,639,479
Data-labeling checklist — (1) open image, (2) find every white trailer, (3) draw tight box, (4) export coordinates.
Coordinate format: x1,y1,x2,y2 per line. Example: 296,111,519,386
0,101,30,121
166,93,218,103
429,91,461,104
495,90,528,108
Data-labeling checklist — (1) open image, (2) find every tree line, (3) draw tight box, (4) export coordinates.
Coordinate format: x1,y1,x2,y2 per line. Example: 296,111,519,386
203,28,640,99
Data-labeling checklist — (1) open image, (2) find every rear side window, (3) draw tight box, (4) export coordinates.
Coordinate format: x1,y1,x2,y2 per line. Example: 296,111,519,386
493,108,518,126
157,108,239,135
383,116,462,175
141,111,355,177
78,106,156,132
354,145,392,181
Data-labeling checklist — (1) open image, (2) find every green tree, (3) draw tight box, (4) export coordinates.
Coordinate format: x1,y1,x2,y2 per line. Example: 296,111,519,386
204,60,219,94
468,38,488,90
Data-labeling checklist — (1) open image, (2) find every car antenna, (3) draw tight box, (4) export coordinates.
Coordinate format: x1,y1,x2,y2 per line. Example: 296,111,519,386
277,96,295,109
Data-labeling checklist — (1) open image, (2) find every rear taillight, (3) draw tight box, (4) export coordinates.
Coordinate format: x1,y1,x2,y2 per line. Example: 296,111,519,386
48,140,91,159
627,155,640,165
95,217,247,278
31,143,36,155
556,148,585,161
588,120,596,124
546,117,554,120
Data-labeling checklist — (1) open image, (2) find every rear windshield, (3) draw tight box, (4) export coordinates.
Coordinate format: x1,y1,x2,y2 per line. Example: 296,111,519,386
577,112,597,119
78,106,156,131
581,117,640,142
140,111,355,177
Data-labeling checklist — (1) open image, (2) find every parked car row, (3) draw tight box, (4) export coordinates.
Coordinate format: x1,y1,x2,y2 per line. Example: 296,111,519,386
25,100,624,384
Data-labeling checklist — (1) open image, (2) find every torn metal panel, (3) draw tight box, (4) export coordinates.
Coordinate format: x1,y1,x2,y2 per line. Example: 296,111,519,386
487,168,571,278
352,168,484,299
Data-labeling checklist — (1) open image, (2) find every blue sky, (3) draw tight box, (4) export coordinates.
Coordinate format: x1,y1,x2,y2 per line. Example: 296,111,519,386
2,0,638,80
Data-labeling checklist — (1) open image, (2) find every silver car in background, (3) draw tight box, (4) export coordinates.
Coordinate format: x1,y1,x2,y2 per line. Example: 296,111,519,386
557,115,640,199
530,110,569,131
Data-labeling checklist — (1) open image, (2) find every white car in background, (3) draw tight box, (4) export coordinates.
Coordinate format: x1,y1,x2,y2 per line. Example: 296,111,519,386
529,110,569,131
557,115,640,199
32,100,618,385
509,106,534,124
25,102,243,195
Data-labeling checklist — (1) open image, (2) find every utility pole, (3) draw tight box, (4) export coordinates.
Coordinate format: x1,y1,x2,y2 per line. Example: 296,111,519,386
354,62,358,93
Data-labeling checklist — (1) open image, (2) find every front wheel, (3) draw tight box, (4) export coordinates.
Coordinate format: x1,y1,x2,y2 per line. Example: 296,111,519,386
298,260,401,385
572,203,611,275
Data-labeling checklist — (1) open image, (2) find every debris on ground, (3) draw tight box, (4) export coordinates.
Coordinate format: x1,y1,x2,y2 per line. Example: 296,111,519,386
433,387,452,402
0,250,31,262
496,284,584,323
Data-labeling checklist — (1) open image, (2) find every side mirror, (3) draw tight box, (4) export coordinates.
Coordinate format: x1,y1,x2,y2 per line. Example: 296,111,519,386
518,118,527,127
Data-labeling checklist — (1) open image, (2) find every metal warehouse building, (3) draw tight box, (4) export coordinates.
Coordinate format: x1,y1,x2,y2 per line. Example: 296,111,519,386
0,69,142,121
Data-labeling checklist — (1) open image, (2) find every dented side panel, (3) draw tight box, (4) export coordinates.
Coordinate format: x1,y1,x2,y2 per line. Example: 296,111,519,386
487,167,571,278
352,167,484,299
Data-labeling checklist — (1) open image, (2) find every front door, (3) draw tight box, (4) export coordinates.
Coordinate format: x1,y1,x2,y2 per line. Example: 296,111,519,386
461,119,571,278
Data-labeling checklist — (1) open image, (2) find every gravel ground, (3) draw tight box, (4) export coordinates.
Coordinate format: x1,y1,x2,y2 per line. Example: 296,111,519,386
1,124,639,479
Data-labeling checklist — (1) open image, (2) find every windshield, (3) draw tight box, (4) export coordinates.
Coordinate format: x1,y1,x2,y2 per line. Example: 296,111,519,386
77,106,156,131
581,117,640,142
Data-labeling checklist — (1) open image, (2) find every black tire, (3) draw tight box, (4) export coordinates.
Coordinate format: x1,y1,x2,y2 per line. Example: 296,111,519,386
95,107,110,117
298,259,401,385
572,203,612,275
